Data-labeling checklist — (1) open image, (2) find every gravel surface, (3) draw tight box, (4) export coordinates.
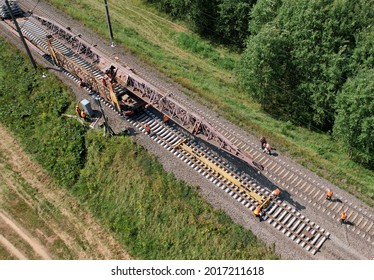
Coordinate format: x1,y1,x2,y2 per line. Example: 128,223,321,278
1,0,373,260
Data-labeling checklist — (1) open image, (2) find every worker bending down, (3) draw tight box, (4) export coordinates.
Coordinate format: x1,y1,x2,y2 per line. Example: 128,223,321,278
253,205,263,221
272,188,281,198
340,211,347,225
326,190,333,201
260,136,267,150
75,105,87,119
263,143,272,155
163,115,170,125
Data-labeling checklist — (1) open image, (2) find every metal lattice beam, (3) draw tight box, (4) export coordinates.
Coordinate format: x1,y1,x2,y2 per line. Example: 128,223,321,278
31,14,263,172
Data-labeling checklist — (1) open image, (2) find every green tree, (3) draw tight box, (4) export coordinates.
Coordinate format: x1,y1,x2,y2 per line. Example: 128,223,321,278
239,0,373,131
216,0,256,48
187,0,220,37
351,26,374,72
249,0,282,35
237,24,307,121
145,0,191,19
333,69,374,168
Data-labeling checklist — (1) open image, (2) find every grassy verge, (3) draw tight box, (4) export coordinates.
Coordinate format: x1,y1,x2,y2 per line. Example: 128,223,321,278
1,189,68,260
0,44,86,187
0,170,75,259
43,0,373,206
0,246,15,260
0,37,278,259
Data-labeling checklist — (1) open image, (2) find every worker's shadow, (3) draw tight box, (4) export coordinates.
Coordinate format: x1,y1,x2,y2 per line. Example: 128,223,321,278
270,147,278,157
333,198,343,203
281,190,305,211
344,221,355,226
122,127,138,136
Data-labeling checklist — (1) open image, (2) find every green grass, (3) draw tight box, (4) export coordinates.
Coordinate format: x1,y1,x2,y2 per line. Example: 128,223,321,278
0,246,15,260
0,44,86,188
0,37,278,259
0,153,76,259
1,189,74,259
43,0,374,206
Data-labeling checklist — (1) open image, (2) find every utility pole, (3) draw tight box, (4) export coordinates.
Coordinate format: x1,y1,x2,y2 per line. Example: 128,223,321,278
94,96,115,137
103,0,115,47
5,0,37,71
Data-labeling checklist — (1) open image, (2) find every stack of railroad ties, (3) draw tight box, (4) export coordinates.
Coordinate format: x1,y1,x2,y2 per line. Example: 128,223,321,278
173,139,281,222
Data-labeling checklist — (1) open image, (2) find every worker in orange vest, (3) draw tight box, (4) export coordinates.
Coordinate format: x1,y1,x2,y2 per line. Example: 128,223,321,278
260,136,267,150
76,105,87,119
253,205,262,221
102,77,107,87
80,110,87,119
163,114,170,125
326,190,333,201
263,143,272,155
144,123,151,135
272,188,281,198
340,211,347,225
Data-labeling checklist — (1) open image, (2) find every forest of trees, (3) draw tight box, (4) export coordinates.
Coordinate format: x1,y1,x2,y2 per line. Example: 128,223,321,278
145,0,373,169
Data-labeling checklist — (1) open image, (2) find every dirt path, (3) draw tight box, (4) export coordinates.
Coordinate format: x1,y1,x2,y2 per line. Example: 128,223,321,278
0,234,27,260
0,123,131,259
0,211,52,259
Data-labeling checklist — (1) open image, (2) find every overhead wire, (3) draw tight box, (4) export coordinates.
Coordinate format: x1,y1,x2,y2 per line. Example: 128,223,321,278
18,0,41,29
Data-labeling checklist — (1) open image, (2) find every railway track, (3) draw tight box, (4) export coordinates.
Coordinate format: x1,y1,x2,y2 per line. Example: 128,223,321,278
126,110,331,255
2,3,373,257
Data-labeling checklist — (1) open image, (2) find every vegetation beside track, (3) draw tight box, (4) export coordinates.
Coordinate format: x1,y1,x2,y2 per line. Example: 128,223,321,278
43,0,374,207
0,38,278,259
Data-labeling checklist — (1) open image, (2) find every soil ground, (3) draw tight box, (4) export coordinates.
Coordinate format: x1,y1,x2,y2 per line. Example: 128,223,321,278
0,123,131,260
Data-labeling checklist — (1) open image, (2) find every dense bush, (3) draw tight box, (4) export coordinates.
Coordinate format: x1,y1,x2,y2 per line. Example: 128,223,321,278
333,69,374,169
145,0,256,47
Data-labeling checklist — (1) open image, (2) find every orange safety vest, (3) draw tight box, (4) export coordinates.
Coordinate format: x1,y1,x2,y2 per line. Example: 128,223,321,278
102,77,107,87
272,188,281,196
254,206,262,216
340,212,347,220
164,115,169,122
145,124,151,132
327,190,333,197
